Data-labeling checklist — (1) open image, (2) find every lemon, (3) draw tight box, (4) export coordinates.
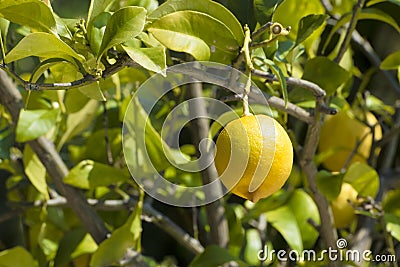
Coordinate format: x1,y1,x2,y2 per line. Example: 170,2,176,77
319,111,382,172
214,114,293,202
331,182,358,228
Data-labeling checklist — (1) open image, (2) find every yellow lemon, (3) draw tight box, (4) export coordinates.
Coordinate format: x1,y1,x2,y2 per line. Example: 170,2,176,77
319,111,382,172
214,114,293,202
331,182,358,228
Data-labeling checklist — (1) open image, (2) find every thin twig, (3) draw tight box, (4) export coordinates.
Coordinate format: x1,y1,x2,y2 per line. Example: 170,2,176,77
334,0,366,63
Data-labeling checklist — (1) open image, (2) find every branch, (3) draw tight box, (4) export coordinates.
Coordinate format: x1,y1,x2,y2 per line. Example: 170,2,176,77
9,197,205,255
187,81,230,247
334,0,366,63
0,54,136,91
0,70,109,244
299,106,340,267
252,69,326,98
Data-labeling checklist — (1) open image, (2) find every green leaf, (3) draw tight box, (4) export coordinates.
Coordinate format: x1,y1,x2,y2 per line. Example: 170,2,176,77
266,206,303,252
0,246,38,267
64,160,128,189
149,0,244,45
87,0,116,24
97,6,146,59
324,8,400,53
254,0,283,24
90,193,143,267
244,229,262,266
124,97,191,175
303,57,351,95
125,0,159,12
316,170,343,201
5,32,85,64
287,189,320,248
123,46,166,75
148,10,241,63
296,14,328,45
264,58,288,105
55,229,98,266
381,50,400,70
343,162,379,198
367,0,400,6
273,0,325,55
385,213,400,242
189,245,247,267
0,0,56,34
23,145,48,199
383,189,400,215
78,81,106,101
359,8,400,31
57,99,99,149
16,109,59,142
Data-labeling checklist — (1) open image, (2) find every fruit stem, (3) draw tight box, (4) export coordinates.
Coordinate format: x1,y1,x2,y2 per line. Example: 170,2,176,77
242,73,251,116
241,25,254,117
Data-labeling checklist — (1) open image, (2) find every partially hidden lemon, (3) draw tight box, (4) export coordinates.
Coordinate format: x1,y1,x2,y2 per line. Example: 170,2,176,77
214,114,293,202
331,182,358,228
319,111,382,172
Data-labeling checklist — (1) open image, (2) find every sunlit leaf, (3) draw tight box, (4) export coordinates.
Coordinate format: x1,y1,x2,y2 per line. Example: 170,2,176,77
266,205,303,252
296,14,328,45
125,0,158,12
148,10,240,63
16,108,59,142
23,144,48,199
149,0,244,45
316,170,343,201
273,0,325,55
57,99,99,149
367,0,400,7
189,245,247,267
123,45,166,75
5,32,85,64
0,0,56,34
64,160,128,189
381,50,400,70
289,57,351,102
78,81,106,101
244,229,262,265
0,246,38,267
343,162,379,198
90,193,143,267
55,229,98,266
385,213,400,242
97,6,146,59
287,189,320,248
87,0,115,24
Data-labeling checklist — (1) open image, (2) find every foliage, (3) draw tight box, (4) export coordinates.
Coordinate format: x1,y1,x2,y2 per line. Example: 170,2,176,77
0,0,399,266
